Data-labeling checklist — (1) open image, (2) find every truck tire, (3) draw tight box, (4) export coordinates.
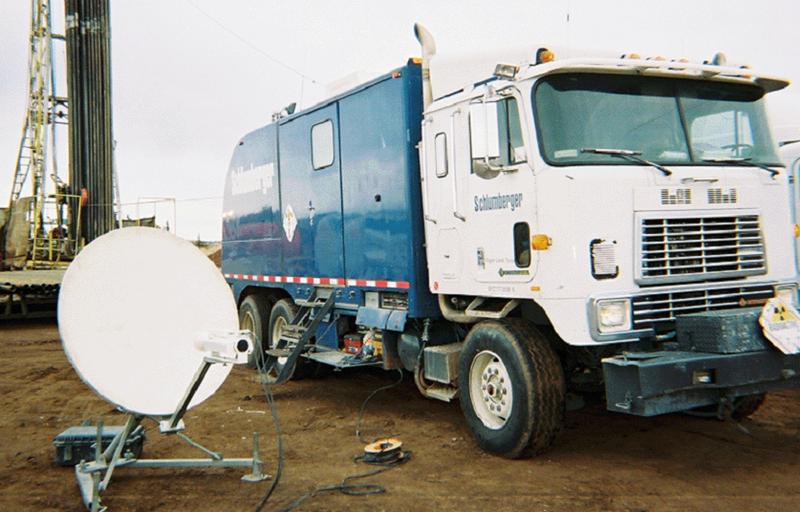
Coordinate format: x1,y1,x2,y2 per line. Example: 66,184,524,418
269,298,321,380
238,294,273,369
688,393,766,420
458,319,565,458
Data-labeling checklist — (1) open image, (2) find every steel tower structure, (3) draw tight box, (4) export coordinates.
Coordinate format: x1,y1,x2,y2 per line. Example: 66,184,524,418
5,0,70,269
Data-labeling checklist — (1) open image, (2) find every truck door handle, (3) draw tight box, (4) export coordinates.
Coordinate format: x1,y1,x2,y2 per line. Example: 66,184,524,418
681,177,719,184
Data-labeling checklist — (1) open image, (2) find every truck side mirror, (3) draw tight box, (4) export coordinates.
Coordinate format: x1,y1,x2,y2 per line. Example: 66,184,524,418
469,101,501,175
469,96,525,178
472,159,502,179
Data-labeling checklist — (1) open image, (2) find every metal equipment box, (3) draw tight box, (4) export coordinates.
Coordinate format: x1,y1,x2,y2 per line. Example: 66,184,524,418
424,343,463,384
53,425,145,466
675,307,770,354
222,60,440,322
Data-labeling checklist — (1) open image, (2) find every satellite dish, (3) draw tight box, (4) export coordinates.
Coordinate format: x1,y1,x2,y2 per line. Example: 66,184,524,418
58,227,238,416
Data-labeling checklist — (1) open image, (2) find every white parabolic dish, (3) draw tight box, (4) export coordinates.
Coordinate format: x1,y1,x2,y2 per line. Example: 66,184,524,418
58,227,239,416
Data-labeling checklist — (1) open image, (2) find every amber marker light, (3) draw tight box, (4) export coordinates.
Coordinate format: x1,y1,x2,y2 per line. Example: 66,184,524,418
794,224,800,238
536,48,555,64
531,234,552,250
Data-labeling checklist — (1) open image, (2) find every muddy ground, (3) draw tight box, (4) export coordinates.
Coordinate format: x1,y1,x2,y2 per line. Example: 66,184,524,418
1,320,798,512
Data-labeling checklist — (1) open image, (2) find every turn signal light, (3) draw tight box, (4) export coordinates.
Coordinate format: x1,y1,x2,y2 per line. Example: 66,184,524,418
531,234,552,250
794,224,800,238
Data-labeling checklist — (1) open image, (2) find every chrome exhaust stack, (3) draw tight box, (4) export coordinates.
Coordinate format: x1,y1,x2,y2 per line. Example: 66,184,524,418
413,22,437,110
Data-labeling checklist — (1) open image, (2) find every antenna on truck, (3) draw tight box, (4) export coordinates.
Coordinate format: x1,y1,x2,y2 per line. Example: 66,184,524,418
413,22,437,109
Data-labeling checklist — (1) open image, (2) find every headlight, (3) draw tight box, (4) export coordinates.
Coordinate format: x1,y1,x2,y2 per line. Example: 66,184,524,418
596,299,632,333
775,284,798,307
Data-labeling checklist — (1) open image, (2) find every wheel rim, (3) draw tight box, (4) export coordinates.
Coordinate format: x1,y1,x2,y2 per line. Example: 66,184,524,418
241,311,255,333
469,350,513,430
270,314,289,365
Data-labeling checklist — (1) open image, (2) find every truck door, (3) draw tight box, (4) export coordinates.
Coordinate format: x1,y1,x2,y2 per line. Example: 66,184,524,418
339,74,412,283
421,104,471,292
278,104,345,279
464,90,537,284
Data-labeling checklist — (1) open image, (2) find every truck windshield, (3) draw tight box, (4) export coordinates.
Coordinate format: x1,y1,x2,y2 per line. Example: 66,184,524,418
533,73,780,167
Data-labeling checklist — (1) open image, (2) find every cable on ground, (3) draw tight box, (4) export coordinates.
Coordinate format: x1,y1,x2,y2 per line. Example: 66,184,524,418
356,368,404,444
276,449,412,512
254,338,409,511
254,333,284,512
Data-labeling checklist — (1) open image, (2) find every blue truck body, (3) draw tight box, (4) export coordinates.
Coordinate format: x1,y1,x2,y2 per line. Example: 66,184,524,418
221,60,439,330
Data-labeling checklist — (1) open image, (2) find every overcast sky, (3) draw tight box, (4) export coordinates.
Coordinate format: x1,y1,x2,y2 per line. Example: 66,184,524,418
1,0,799,240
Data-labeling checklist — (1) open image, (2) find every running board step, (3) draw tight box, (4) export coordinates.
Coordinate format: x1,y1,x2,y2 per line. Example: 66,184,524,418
465,297,519,319
260,293,336,385
304,350,383,369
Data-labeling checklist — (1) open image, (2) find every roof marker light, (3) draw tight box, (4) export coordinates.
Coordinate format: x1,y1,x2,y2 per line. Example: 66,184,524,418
536,48,555,64
711,52,727,66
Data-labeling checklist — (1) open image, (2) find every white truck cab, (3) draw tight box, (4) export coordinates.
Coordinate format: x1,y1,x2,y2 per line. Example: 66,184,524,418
421,54,797,346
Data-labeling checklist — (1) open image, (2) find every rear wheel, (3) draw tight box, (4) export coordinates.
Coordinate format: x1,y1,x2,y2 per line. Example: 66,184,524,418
238,294,273,369
267,299,299,377
458,319,565,458
268,298,325,379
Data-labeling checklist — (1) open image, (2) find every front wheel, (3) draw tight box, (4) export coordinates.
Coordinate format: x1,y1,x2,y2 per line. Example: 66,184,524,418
458,320,565,458
689,393,766,420
731,393,765,420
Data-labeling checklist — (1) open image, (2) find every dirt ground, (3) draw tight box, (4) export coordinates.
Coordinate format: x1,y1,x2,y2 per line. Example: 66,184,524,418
1,320,799,512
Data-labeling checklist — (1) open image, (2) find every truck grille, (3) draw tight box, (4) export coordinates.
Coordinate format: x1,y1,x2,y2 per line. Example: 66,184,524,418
639,214,766,284
632,283,774,331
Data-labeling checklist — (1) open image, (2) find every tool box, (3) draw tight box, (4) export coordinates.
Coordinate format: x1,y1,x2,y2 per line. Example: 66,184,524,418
53,425,145,466
343,333,364,354
675,307,770,354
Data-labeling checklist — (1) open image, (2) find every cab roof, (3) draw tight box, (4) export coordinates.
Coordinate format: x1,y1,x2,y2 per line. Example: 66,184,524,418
429,56,789,112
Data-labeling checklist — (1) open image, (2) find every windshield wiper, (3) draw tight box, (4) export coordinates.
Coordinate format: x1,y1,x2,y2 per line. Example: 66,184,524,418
701,157,779,178
580,148,672,176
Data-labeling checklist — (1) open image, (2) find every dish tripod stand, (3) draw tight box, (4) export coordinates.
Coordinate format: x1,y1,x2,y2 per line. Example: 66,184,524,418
74,335,270,511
